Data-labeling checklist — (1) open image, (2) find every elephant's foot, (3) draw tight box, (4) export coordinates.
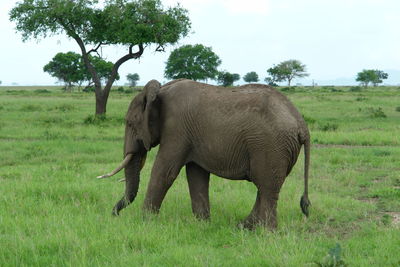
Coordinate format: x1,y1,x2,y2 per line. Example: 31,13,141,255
237,215,277,231
237,215,260,230
193,212,210,221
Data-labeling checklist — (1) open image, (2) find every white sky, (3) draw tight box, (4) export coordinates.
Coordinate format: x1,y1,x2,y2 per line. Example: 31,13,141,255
1,0,400,85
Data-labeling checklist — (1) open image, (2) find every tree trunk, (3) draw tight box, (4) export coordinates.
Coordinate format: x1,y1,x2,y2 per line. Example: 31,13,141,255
73,35,144,116
95,92,107,115
95,82,113,116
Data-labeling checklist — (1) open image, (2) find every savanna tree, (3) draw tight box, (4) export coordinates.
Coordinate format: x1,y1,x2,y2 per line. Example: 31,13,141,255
44,51,118,91
10,0,191,115
266,59,309,86
356,69,388,87
126,73,140,88
165,44,221,81
217,71,240,87
243,71,259,83
43,52,84,91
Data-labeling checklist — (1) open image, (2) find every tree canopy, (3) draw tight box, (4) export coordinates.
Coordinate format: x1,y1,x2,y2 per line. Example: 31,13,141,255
217,71,240,87
265,59,309,86
164,44,221,81
356,69,388,87
10,0,191,115
243,71,259,83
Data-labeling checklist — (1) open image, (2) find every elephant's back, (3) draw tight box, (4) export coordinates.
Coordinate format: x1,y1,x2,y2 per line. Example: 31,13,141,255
160,79,308,135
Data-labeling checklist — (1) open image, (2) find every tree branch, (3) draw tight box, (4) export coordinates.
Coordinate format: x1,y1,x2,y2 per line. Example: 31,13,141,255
71,35,102,94
155,44,165,52
102,44,145,99
87,42,109,57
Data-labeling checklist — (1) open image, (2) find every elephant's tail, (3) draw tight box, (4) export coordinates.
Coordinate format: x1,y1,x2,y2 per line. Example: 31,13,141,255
300,137,311,217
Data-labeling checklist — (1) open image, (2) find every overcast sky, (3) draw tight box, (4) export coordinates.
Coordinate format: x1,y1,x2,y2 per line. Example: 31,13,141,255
1,0,400,86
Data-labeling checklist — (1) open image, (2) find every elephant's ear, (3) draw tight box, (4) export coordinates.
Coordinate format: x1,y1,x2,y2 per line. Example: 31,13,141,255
142,80,161,151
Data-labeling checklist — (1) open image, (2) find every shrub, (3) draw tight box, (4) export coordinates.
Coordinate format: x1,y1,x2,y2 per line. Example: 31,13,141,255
395,106,400,112
41,117,64,125
355,96,367,101
55,104,75,112
20,104,42,112
83,115,124,126
318,122,339,131
117,86,125,93
83,86,95,93
366,107,386,118
321,86,335,91
124,88,133,94
280,87,295,92
34,89,51,93
302,115,316,125
315,243,347,267
373,150,391,157
349,86,361,92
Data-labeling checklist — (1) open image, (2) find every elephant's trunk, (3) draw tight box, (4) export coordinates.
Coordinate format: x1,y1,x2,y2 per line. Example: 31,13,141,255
112,153,147,215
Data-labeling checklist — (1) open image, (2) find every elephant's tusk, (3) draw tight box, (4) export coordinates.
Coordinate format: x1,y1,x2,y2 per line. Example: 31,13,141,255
116,155,146,182
96,154,133,179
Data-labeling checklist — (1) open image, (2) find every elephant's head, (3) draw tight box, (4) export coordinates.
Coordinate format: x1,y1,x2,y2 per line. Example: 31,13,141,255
97,80,161,213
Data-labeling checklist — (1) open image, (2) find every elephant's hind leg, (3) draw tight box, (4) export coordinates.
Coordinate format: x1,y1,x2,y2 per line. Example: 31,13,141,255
186,162,211,220
243,157,287,230
238,191,261,230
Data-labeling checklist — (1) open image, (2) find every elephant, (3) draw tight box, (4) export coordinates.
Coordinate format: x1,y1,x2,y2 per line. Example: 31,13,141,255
97,79,311,230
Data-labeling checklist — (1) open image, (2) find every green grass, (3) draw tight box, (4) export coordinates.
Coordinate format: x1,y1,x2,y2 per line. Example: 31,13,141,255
1,86,399,266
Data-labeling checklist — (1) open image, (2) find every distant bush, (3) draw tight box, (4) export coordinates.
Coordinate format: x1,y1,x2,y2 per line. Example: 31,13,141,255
55,104,75,112
34,89,51,93
355,96,367,101
322,86,335,91
83,115,124,126
365,107,386,118
302,115,316,125
280,87,295,92
373,150,391,157
318,122,339,131
124,88,133,94
20,104,42,112
315,243,347,267
395,106,400,112
41,117,64,125
349,86,362,92
330,88,342,92
117,86,125,93
83,86,95,93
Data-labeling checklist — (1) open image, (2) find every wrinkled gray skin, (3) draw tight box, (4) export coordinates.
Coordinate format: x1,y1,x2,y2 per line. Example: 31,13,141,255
105,79,311,230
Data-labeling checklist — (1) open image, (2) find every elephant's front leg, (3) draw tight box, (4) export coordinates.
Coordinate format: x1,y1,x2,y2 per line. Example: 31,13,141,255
142,150,184,213
186,162,210,220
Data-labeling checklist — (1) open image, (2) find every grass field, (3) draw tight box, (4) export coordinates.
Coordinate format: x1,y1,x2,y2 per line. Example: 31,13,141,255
1,85,399,266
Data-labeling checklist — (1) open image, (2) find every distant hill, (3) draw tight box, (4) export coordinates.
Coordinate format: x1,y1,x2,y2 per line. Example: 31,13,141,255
295,69,400,86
